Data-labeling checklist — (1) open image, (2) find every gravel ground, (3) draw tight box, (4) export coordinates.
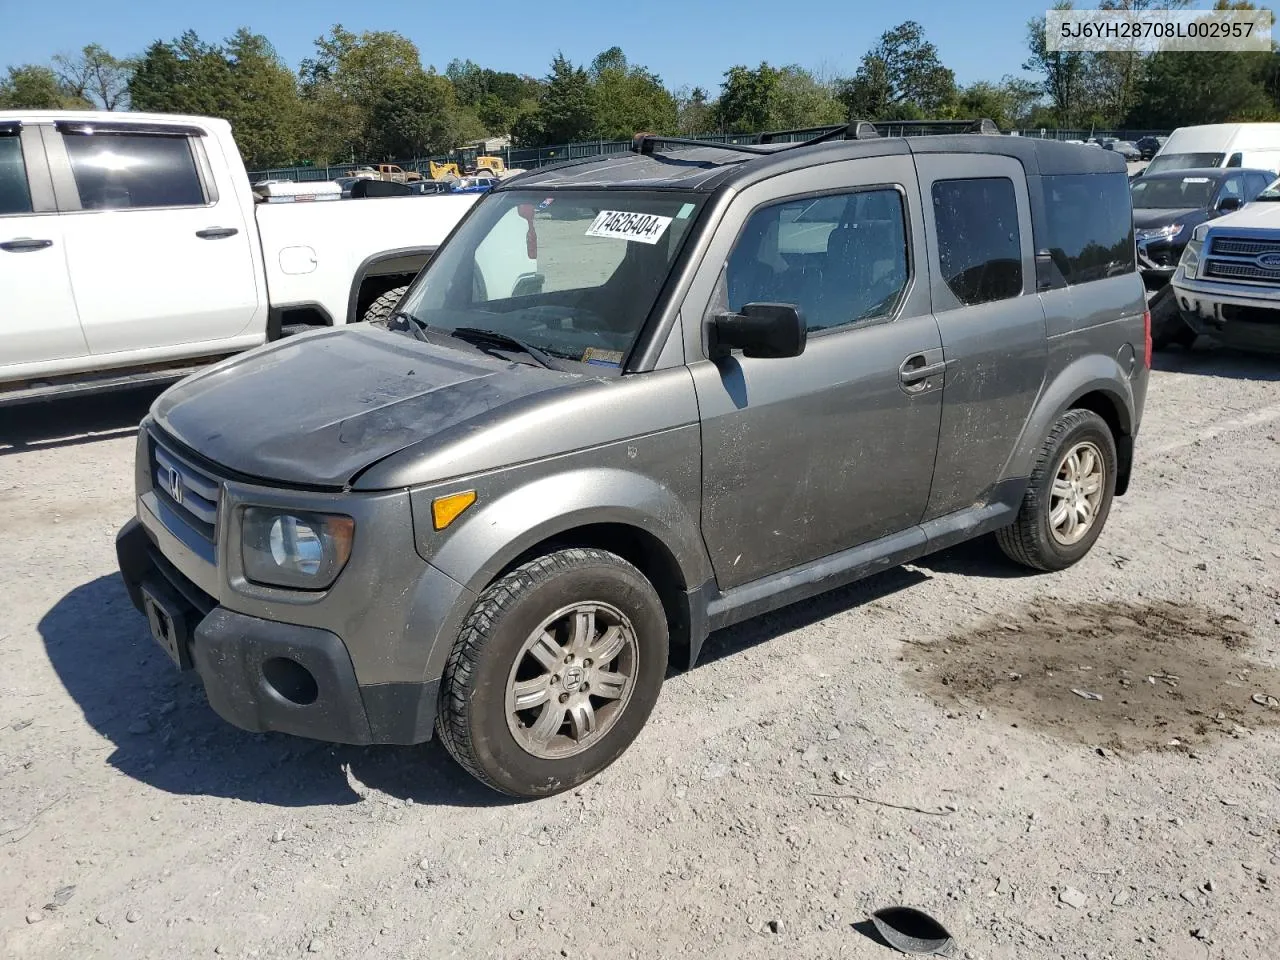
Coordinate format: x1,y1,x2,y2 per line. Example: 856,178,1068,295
1,346,1278,960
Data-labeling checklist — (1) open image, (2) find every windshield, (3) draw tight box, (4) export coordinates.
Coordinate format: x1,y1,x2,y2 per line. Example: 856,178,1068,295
1145,152,1225,175
1131,175,1218,209
1256,177,1280,201
396,189,702,369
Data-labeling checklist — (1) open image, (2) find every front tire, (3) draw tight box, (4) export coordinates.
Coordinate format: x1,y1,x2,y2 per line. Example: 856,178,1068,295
996,409,1118,571
436,548,669,798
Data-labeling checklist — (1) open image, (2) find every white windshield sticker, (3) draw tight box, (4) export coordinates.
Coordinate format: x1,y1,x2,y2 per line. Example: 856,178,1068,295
585,210,673,244
1183,177,1210,183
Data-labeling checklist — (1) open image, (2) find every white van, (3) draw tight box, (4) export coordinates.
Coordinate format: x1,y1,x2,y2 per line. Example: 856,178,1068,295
1145,123,1280,176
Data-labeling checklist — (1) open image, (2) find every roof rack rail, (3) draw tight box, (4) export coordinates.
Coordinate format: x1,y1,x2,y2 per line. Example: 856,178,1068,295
859,118,1002,136
629,118,1002,160
630,133,776,156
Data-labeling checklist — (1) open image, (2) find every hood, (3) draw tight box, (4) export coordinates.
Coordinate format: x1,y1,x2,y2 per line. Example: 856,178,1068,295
1205,199,1280,231
151,326,591,488
1133,207,1205,232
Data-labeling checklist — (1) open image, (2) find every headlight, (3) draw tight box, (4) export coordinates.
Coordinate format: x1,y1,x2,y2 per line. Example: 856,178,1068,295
1179,238,1202,279
241,508,354,590
1136,224,1182,244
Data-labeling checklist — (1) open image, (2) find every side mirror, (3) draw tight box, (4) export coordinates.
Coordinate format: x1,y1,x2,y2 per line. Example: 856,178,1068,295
1217,195,1242,213
712,302,807,359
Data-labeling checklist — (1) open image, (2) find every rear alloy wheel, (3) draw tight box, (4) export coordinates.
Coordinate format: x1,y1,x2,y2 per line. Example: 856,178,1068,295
437,548,668,798
997,408,1118,571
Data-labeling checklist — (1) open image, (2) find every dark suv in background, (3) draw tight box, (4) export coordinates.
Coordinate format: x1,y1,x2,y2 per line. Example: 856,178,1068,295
118,125,1149,797
1132,166,1273,288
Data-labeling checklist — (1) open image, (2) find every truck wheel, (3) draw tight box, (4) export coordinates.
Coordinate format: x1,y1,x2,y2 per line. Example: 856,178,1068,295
437,549,669,798
996,409,1118,572
361,285,408,327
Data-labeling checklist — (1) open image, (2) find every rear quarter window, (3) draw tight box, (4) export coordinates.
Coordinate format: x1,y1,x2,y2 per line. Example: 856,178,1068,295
1038,173,1135,286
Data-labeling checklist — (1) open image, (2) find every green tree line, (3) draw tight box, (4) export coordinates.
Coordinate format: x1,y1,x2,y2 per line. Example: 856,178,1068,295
3,11,1279,169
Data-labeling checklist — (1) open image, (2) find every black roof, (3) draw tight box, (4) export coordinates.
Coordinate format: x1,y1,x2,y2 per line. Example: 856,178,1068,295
499,134,1127,195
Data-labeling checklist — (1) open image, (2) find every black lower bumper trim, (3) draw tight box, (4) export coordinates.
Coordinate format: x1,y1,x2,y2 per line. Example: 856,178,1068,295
116,518,439,746
193,608,376,745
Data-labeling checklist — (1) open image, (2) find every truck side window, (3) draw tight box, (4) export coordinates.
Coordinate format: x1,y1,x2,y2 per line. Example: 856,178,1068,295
0,131,32,215
724,188,909,333
62,132,206,210
931,178,1022,305
1039,173,1135,286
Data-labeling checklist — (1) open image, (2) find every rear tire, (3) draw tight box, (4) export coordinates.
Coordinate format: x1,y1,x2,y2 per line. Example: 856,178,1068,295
436,548,669,798
996,409,1118,572
361,285,408,327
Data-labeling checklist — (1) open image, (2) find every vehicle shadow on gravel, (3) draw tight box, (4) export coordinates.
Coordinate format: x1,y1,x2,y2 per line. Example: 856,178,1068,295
0,385,165,454
1153,346,1280,382
39,574,513,809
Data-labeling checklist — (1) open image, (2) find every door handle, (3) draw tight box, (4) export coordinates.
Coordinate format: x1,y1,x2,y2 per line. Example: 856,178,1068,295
0,238,53,252
899,354,948,391
195,227,239,239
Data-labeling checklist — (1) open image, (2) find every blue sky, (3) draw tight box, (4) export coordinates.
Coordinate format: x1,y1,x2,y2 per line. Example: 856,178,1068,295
2,0,1044,92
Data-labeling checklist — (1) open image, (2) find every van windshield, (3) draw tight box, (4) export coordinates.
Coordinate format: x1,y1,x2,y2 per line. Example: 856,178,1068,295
396,190,702,370
1145,152,1225,175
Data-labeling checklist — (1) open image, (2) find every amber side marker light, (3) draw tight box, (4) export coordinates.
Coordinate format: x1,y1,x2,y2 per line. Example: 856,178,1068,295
432,491,477,530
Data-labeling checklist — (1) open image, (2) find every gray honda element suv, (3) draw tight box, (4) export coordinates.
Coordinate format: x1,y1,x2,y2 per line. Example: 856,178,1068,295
118,126,1149,797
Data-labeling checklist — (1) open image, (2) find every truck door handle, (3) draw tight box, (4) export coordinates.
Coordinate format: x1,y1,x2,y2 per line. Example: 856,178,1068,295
195,227,239,239
0,238,53,252
899,354,947,388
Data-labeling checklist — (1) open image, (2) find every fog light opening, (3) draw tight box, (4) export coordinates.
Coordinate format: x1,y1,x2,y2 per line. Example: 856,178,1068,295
262,657,319,706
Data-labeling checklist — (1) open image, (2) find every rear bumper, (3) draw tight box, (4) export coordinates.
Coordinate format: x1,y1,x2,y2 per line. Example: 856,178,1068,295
116,517,438,745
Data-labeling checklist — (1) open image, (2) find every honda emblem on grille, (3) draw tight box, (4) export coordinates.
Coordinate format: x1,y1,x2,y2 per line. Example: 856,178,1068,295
1256,252,1280,269
164,465,184,505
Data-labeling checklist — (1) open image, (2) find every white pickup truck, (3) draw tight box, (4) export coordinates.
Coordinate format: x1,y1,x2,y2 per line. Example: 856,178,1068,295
1170,180,1280,353
0,110,478,404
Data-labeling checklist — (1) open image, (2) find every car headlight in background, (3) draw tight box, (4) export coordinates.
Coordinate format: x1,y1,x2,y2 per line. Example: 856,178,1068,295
1136,223,1182,244
1179,230,1205,279
241,507,354,590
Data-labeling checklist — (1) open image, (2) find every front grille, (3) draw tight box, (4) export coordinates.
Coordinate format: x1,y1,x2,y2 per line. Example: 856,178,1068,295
151,439,221,542
1204,260,1280,283
1209,236,1280,257
1202,234,1280,286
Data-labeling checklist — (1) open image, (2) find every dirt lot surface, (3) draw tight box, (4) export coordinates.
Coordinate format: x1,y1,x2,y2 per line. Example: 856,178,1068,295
1,348,1278,960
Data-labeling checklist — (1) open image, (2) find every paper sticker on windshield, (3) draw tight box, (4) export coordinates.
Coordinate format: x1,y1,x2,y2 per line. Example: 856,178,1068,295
1183,177,1210,183
581,348,623,368
585,210,673,244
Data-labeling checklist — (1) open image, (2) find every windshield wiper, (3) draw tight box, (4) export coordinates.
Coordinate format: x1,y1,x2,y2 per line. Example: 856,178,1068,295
448,327,555,369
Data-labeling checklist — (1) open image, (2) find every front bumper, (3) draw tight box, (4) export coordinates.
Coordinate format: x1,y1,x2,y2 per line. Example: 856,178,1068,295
1170,271,1280,351
117,516,441,745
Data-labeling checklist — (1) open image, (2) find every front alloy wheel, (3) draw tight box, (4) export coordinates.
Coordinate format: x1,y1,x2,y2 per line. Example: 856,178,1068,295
437,548,668,798
506,602,639,760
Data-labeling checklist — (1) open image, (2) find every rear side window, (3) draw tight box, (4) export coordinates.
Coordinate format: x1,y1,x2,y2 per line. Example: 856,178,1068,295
1039,173,1135,286
63,132,205,210
932,177,1022,305
0,131,32,215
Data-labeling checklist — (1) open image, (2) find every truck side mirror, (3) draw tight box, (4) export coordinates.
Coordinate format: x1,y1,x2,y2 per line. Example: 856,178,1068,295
712,302,807,359
1217,195,1242,213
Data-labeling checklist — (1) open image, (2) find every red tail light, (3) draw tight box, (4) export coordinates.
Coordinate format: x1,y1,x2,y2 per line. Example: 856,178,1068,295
1143,309,1152,369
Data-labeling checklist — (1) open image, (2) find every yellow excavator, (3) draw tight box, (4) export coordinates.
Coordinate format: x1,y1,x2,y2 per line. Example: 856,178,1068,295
427,160,462,182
